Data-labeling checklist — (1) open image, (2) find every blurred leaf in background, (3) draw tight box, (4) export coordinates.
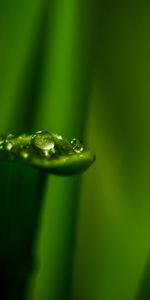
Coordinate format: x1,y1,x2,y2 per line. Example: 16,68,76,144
73,1,150,300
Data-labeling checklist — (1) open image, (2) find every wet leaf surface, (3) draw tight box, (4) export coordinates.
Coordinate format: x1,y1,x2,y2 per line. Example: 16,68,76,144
0,131,95,175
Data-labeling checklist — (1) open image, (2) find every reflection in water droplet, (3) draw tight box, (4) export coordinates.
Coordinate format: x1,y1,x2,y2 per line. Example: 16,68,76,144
70,138,84,153
31,131,55,157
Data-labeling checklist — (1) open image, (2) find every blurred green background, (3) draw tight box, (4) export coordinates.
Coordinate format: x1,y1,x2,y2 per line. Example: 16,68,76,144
1,0,150,299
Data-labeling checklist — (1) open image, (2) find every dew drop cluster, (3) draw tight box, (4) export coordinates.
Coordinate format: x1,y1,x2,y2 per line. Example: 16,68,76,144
0,131,84,162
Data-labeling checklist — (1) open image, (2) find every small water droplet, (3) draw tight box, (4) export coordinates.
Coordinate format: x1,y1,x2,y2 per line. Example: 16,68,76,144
70,138,84,153
53,135,73,155
3,134,16,151
4,140,13,151
20,149,29,159
31,131,55,157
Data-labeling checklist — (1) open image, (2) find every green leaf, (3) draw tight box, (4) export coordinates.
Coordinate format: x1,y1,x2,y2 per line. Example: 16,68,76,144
0,131,95,176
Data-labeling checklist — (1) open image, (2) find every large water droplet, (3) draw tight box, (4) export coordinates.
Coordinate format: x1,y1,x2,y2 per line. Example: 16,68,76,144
31,131,55,157
70,138,84,153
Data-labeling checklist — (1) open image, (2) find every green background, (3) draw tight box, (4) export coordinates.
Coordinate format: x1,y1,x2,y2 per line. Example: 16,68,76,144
1,1,150,299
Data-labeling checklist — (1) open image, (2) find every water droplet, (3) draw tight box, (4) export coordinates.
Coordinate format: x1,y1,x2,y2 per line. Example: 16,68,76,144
20,149,29,159
70,138,84,153
4,140,13,151
53,135,73,155
3,134,16,151
31,131,55,157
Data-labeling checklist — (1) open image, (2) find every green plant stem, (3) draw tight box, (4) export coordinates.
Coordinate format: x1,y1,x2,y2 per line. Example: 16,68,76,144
0,161,47,299
135,254,150,300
